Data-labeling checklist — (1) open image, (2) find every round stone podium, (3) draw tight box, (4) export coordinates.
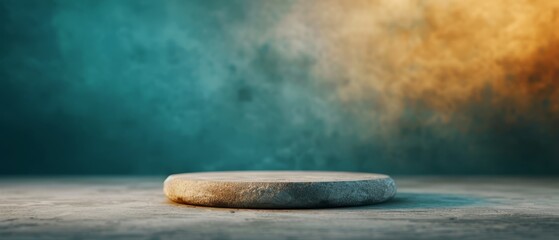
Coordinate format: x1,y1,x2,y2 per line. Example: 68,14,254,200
164,171,396,208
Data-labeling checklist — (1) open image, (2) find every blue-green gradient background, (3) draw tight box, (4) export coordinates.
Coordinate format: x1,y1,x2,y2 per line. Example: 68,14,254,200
2,0,558,175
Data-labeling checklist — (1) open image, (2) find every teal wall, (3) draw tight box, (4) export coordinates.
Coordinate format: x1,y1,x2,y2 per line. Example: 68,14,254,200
1,0,558,175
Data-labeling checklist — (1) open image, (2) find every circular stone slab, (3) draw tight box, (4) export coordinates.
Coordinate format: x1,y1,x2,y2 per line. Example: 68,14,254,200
164,171,396,209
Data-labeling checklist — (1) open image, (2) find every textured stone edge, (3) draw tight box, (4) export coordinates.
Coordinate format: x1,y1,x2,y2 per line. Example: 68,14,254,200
164,175,397,209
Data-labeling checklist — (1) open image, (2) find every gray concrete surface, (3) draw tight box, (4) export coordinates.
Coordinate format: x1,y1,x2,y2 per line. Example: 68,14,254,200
164,171,396,208
1,176,558,239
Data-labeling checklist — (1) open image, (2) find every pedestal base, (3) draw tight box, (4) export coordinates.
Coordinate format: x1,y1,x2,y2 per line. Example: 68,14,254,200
164,171,396,208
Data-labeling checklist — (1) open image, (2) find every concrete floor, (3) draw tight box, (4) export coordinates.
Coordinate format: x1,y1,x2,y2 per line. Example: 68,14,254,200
1,176,558,239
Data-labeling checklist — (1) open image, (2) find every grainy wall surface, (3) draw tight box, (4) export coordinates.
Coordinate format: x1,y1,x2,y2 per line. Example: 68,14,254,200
3,0,559,175
1,177,558,239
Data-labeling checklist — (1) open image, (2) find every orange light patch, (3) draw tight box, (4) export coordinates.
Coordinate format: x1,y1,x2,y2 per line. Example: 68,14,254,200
277,0,559,128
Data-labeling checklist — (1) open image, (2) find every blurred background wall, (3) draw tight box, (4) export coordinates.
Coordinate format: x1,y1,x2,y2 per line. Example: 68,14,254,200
1,0,558,175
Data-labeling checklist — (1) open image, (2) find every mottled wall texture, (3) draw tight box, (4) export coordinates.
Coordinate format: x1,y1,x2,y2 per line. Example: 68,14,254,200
2,0,559,175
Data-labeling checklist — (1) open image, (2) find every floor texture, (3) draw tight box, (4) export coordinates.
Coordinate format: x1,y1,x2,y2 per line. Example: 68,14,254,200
1,176,558,239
